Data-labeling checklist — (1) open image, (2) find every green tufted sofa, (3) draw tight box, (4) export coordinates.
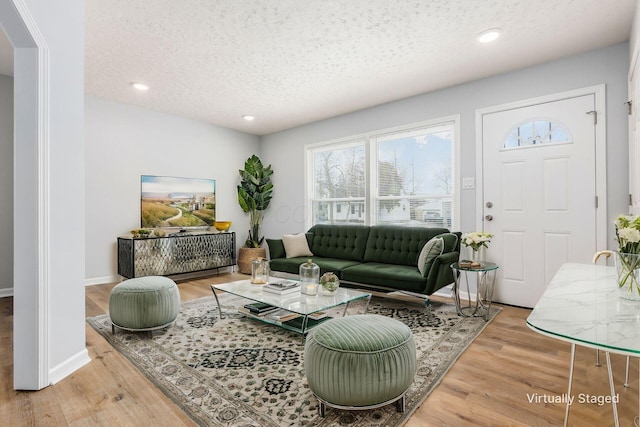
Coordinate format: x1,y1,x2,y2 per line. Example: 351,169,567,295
266,224,461,296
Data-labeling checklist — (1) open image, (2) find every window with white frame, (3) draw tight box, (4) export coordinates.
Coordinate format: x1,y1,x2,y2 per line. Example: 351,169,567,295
306,118,457,228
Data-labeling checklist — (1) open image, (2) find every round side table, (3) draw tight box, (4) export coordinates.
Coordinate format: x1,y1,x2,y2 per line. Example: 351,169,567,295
450,261,499,321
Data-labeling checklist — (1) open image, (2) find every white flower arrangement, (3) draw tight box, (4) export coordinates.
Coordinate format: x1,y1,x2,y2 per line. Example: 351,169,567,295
462,231,494,252
615,214,640,253
614,214,640,297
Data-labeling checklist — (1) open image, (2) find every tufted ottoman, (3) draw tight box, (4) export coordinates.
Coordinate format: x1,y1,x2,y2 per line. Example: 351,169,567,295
109,276,180,334
304,314,416,416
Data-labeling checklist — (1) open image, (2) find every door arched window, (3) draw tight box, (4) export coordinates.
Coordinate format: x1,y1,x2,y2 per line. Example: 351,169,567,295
503,119,571,149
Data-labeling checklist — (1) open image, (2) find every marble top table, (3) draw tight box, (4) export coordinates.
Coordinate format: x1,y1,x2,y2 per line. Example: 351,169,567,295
527,262,640,427
527,263,640,356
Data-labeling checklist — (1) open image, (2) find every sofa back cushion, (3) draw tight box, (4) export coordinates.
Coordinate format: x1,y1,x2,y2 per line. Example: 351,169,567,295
364,226,451,266
307,224,370,262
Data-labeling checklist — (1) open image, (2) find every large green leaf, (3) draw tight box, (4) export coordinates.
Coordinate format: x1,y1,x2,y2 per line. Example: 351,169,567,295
237,155,274,247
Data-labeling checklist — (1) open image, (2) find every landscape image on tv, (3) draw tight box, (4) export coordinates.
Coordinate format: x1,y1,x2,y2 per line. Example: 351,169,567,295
141,175,216,228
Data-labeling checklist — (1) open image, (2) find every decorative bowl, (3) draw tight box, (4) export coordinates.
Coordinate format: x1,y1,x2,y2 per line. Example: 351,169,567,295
214,221,232,232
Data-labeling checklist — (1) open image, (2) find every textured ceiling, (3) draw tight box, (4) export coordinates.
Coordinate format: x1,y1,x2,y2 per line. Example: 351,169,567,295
6,1,639,135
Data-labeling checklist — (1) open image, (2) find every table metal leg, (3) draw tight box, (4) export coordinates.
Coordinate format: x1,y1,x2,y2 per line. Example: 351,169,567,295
210,285,225,319
452,269,479,317
605,351,620,427
564,343,575,427
452,269,463,315
481,270,497,321
363,294,371,314
342,295,371,317
625,356,630,388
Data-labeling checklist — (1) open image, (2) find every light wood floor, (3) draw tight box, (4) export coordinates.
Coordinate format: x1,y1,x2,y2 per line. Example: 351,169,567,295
1,272,638,426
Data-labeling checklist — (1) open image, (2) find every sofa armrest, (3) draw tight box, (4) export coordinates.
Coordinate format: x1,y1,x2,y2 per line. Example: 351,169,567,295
266,238,285,259
423,251,459,295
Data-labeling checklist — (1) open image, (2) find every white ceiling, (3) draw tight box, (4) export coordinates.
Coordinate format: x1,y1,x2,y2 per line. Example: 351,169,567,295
1,1,637,135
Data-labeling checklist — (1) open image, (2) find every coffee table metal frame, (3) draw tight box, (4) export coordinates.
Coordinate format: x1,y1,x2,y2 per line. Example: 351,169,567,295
211,278,372,334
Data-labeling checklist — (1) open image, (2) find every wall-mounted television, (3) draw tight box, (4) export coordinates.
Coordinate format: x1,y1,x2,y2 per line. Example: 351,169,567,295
140,175,216,229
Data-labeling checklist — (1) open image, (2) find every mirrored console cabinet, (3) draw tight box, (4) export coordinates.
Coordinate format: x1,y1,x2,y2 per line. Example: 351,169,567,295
117,231,236,279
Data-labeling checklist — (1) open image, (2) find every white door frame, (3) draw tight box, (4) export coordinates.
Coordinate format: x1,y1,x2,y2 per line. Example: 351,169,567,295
0,0,51,389
475,85,608,253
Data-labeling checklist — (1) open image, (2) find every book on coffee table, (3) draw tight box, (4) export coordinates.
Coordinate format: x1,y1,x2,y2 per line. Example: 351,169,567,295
308,311,327,320
242,302,278,314
266,309,300,322
263,280,301,294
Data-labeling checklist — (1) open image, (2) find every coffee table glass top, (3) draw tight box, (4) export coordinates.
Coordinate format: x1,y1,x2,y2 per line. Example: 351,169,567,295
212,278,372,315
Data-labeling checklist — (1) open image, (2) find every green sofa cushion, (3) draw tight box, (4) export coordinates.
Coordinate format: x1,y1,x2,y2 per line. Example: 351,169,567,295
363,226,450,266
269,256,361,277
307,224,370,262
341,262,426,293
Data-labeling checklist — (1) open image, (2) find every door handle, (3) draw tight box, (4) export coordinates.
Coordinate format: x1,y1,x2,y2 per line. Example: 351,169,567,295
484,215,493,221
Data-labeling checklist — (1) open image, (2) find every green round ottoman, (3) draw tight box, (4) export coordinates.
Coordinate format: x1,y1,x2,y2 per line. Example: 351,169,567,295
304,314,416,416
109,276,180,334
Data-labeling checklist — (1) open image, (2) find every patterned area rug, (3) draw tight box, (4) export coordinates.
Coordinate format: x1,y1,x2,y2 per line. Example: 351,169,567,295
87,293,499,426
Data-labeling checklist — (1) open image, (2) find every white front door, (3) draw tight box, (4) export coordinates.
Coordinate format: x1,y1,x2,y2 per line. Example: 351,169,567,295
479,91,601,308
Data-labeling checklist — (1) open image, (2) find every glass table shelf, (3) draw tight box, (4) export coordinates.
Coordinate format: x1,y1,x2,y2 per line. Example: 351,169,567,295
211,278,372,334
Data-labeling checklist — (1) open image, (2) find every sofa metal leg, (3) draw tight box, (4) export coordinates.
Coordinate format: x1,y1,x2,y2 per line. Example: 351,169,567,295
394,394,406,412
424,298,433,319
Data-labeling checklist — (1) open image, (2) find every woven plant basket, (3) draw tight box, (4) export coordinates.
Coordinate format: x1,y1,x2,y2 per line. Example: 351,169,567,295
237,247,267,274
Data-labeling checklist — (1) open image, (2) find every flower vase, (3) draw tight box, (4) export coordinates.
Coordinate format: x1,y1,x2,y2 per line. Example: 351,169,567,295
319,272,340,295
614,252,640,301
470,246,486,264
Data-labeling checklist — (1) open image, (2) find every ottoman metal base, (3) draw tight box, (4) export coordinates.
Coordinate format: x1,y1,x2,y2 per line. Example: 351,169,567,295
110,320,177,336
315,392,407,417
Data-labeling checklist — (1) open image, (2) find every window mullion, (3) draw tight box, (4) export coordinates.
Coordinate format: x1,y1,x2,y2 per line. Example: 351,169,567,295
367,137,376,226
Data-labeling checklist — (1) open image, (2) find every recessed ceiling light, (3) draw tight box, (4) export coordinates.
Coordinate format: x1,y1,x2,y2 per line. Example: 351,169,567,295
243,115,255,121
130,82,149,91
476,28,502,43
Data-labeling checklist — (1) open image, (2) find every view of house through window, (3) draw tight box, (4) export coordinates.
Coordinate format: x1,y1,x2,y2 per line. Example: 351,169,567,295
307,119,456,228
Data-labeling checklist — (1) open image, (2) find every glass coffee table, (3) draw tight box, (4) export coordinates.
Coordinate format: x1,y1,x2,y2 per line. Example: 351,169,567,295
211,278,372,334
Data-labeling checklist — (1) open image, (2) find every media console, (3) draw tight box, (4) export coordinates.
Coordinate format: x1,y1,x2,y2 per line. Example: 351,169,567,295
117,231,236,279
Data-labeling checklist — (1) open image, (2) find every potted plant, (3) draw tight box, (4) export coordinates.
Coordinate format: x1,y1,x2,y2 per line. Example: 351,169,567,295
237,155,274,273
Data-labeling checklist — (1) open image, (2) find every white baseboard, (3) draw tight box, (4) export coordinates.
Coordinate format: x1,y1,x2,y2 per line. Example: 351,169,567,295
0,287,14,298
84,267,236,287
49,348,91,385
85,275,120,286
433,284,454,299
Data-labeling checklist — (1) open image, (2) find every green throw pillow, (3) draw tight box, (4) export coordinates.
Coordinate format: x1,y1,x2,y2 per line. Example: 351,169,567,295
435,232,459,252
266,239,286,259
417,237,444,277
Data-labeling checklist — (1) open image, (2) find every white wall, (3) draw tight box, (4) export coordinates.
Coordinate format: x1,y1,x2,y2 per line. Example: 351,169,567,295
261,43,630,252
0,74,12,295
85,96,261,283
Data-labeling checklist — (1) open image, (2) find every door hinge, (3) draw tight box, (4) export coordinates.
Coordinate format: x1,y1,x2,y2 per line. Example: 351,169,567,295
595,196,598,208
627,100,633,116
586,110,598,125
631,194,634,206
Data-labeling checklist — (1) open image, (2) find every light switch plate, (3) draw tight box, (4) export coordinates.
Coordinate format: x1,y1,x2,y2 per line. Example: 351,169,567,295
462,177,475,189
